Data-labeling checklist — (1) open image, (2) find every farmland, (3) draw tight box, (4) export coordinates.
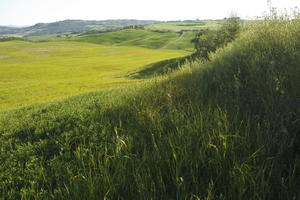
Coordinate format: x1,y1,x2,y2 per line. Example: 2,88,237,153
0,41,188,109
145,20,223,32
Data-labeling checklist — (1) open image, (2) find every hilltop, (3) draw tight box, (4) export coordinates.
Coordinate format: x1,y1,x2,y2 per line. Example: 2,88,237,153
0,19,158,36
0,19,234,38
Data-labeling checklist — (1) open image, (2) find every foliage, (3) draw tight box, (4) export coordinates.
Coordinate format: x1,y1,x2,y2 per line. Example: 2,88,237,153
220,17,241,43
191,17,241,60
0,37,25,42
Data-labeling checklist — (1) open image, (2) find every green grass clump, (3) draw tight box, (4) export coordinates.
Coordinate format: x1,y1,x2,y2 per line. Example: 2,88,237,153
0,41,187,110
0,17,300,199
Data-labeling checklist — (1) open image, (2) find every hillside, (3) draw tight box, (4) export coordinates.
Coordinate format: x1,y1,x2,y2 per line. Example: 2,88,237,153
0,41,187,109
0,17,299,200
0,26,17,32
145,20,223,32
72,29,196,50
0,19,158,36
24,29,197,51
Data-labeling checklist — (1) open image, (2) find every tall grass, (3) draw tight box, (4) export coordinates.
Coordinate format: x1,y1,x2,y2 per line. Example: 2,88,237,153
0,16,300,199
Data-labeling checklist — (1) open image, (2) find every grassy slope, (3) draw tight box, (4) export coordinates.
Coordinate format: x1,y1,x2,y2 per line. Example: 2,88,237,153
0,18,299,199
161,31,196,50
0,41,188,109
25,34,76,42
71,29,180,49
145,20,222,32
71,20,245,52
25,30,195,50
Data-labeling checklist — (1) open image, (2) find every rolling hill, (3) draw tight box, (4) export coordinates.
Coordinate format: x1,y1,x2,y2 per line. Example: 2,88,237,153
71,29,196,50
0,19,158,36
145,20,223,32
0,41,188,109
25,29,197,50
0,22,201,110
0,17,299,200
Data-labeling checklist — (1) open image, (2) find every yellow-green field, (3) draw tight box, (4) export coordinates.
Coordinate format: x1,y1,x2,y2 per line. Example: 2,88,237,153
145,21,223,32
0,41,188,109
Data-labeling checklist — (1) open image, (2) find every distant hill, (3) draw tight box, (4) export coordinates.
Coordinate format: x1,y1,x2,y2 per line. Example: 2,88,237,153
0,19,159,36
0,26,17,32
72,29,179,49
71,29,196,50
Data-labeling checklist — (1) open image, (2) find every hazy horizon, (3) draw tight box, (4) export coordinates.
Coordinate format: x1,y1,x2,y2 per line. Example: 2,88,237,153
0,0,299,26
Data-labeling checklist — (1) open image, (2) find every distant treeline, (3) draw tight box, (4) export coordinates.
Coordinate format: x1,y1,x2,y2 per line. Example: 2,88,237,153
79,25,146,36
0,37,25,42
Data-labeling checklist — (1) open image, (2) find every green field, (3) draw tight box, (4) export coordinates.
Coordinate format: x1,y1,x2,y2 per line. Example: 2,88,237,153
26,33,76,42
161,31,196,50
72,29,181,49
145,20,223,32
0,41,188,109
1,17,299,199
71,29,196,51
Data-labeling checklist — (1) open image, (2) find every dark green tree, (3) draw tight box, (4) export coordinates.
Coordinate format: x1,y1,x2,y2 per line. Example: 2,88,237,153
191,29,219,60
220,16,241,43
191,17,241,60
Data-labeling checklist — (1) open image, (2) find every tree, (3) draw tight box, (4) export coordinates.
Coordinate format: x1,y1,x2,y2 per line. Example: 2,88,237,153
191,17,241,60
220,16,241,43
191,29,219,60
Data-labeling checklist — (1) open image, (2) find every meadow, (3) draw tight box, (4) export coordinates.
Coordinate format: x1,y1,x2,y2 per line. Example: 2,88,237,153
71,29,195,50
0,16,300,200
0,41,188,109
145,20,223,32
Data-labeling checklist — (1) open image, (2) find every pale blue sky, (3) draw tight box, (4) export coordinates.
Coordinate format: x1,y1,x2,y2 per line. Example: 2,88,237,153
0,0,299,26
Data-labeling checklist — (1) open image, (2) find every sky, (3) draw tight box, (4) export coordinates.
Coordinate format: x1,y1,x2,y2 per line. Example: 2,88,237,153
0,0,299,26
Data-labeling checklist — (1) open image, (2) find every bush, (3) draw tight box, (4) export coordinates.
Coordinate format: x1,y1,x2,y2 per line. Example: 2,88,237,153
191,17,241,60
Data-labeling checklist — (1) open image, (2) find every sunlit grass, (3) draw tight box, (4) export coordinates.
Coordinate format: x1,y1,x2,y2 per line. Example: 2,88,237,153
145,20,222,32
71,29,180,49
0,41,188,109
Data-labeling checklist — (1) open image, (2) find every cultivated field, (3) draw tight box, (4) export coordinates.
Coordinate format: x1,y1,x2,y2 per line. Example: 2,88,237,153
71,29,195,50
145,20,222,32
0,41,188,109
